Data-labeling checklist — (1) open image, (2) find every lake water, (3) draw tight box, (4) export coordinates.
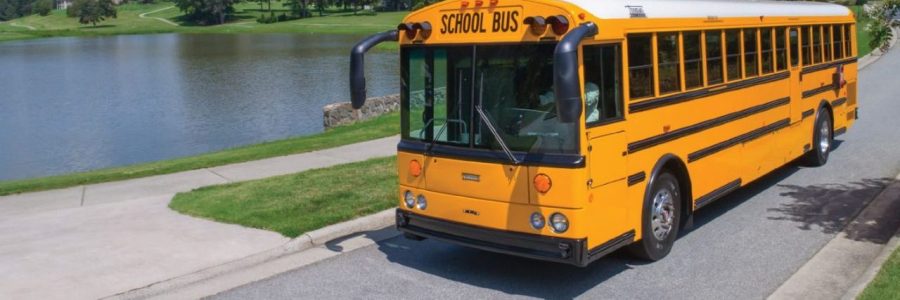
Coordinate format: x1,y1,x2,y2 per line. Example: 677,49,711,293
0,33,398,181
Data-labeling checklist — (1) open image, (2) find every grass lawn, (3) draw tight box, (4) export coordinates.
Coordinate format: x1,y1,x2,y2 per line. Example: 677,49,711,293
859,245,900,300
850,5,875,57
0,2,406,42
0,113,399,196
169,156,396,238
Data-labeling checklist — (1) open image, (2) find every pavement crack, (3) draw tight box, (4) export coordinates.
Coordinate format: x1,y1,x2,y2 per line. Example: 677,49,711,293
206,168,232,183
79,185,86,206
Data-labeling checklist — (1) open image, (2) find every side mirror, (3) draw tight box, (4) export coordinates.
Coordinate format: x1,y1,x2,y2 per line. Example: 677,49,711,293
350,30,399,109
553,22,598,123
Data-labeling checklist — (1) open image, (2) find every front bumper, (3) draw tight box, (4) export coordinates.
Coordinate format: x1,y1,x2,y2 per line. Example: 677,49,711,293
396,209,610,267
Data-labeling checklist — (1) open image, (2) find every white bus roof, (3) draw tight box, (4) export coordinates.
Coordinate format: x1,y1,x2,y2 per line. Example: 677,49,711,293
561,0,851,19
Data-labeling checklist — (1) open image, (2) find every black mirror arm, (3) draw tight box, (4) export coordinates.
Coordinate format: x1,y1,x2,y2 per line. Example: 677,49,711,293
350,30,399,109
553,22,598,123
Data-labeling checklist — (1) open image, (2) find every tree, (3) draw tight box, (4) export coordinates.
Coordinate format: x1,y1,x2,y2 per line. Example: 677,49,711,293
173,0,239,24
69,0,116,26
866,0,900,52
33,0,52,16
283,0,308,18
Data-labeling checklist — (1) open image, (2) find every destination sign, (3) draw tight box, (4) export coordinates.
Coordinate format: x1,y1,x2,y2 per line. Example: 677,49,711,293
439,10,520,34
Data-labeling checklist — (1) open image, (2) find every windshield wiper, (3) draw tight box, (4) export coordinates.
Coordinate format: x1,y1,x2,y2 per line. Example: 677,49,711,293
475,72,521,165
475,105,519,164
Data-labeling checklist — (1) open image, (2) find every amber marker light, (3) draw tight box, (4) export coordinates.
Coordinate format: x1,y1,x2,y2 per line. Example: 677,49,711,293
408,160,422,177
534,173,552,194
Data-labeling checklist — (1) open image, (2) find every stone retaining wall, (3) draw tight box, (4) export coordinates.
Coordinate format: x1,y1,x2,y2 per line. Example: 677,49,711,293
322,94,400,129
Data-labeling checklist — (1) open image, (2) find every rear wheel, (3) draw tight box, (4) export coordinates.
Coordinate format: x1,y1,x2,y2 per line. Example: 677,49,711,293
629,172,681,261
804,108,832,167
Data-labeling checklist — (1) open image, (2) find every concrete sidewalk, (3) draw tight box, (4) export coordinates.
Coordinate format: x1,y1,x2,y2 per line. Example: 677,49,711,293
0,135,398,299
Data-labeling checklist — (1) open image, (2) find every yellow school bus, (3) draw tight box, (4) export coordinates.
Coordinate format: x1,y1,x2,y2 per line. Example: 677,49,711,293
349,0,857,266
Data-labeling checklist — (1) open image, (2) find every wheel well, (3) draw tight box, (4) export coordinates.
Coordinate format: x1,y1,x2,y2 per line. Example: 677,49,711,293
650,155,694,229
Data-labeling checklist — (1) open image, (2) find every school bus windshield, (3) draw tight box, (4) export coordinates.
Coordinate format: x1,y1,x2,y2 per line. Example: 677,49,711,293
401,43,578,154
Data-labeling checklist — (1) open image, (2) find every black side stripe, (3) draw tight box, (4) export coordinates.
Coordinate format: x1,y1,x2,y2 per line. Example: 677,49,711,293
587,230,635,259
688,118,791,163
694,179,742,209
802,109,815,119
802,85,835,98
627,172,646,186
628,97,789,154
801,57,858,75
832,97,847,107
834,127,847,136
629,72,789,113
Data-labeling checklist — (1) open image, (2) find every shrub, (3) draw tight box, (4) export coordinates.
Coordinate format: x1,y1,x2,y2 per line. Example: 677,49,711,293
33,0,52,16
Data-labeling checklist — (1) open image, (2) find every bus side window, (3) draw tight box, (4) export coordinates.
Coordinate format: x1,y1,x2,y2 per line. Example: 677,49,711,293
743,28,759,78
706,30,724,85
833,24,844,59
824,25,833,62
725,29,741,81
683,31,703,90
657,32,681,94
844,25,852,58
776,27,787,71
584,44,623,125
790,28,799,67
761,27,774,74
813,26,823,64
627,34,654,99
802,26,811,66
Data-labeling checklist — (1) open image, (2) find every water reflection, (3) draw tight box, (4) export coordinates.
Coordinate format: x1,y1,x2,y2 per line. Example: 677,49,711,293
0,33,398,181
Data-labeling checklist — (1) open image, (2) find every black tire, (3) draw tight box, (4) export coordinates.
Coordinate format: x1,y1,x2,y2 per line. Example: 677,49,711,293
803,108,832,167
629,172,681,261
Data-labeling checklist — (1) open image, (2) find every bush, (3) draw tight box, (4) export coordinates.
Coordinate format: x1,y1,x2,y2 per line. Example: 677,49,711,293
33,0,52,16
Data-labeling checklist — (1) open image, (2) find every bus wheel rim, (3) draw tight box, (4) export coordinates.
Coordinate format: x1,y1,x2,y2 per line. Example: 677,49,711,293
651,188,675,240
820,118,830,154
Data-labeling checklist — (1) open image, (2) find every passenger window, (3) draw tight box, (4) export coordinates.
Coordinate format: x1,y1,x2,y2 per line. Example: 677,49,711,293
761,27,774,74
776,27,787,71
627,34,654,99
657,32,681,94
833,25,844,59
683,31,703,89
802,26,812,65
824,25,832,61
706,30,724,85
844,25,852,58
813,26,822,64
790,28,799,67
583,44,623,125
726,29,741,81
743,28,759,78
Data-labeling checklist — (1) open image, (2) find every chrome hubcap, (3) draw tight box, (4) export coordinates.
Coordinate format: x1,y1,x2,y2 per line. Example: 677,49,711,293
651,188,675,240
819,118,831,154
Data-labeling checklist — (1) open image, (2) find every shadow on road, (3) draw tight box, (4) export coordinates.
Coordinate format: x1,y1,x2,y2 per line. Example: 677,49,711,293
768,178,891,243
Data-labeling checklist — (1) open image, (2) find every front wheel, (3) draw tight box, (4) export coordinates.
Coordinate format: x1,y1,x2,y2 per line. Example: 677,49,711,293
629,172,681,261
803,108,832,167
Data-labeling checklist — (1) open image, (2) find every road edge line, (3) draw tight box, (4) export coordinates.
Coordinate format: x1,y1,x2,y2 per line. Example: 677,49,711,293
103,208,396,300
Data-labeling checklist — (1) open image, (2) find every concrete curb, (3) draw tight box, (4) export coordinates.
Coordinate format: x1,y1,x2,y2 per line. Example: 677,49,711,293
842,226,900,300
106,209,396,300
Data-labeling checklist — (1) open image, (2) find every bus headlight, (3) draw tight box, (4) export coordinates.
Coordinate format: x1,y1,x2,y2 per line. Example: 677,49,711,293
529,212,545,229
550,213,568,233
404,191,415,208
416,194,427,210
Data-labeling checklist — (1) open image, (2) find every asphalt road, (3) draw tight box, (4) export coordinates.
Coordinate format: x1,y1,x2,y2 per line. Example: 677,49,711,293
214,49,900,299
